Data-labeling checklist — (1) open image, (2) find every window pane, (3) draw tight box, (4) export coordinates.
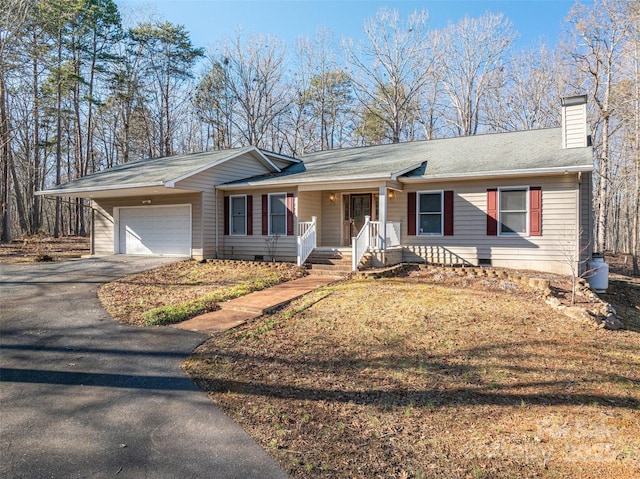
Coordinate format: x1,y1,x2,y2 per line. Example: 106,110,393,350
419,214,442,234
232,216,246,235
419,193,441,213
501,190,526,211
271,215,286,235
501,212,526,234
231,197,245,215
270,194,286,215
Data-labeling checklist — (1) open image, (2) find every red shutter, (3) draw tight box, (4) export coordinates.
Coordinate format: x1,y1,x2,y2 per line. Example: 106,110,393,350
246,195,253,236
487,189,498,236
444,190,454,236
529,187,542,236
223,196,229,236
407,192,416,236
262,194,268,236
286,193,294,236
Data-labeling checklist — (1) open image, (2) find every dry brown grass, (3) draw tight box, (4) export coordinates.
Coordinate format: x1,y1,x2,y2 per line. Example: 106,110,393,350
98,260,305,326
185,274,640,479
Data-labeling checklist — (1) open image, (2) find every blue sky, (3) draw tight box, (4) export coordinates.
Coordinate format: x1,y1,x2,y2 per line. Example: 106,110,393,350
118,0,578,52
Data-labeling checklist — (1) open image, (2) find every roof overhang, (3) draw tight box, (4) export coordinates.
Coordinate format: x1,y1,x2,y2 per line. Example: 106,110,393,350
399,165,594,183
36,183,197,199
218,174,400,191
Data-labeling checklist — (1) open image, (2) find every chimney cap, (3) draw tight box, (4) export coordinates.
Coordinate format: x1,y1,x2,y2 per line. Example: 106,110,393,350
562,94,588,107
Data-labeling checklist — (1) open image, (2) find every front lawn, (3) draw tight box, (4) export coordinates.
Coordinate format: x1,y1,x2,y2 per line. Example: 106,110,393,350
98,260,305,326
184,273,640,479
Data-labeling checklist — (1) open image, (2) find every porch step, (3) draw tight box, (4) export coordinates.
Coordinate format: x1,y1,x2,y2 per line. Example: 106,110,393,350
304,249,353,276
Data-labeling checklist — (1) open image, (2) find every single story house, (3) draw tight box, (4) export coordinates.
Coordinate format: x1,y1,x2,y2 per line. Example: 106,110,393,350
40,95,594,275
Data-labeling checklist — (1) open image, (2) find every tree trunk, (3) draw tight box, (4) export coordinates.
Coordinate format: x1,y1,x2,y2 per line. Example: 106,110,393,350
54,37,62,238
0,69,10,242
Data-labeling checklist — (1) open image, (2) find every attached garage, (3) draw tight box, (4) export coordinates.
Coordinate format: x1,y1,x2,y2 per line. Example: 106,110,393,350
116,205,191,256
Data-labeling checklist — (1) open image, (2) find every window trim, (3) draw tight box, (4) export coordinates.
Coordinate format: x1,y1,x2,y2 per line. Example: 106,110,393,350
416,190,444,236
268,192,287,236
498,186,530,236
229,194,247,236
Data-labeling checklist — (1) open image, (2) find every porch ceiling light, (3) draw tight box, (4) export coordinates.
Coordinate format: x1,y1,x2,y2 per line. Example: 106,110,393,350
387,190,395,200
329,192,336,202
142,199,152,205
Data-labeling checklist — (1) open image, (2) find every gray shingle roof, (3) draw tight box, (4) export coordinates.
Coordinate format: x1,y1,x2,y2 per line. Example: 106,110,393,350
42,128,592,196
42,148,254,194
223,128,592,188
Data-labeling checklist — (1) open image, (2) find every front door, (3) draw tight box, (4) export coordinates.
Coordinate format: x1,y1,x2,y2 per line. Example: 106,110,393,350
343,194,372,245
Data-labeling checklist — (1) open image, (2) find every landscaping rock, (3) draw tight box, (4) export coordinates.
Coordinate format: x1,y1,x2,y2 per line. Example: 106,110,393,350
603,315,624,330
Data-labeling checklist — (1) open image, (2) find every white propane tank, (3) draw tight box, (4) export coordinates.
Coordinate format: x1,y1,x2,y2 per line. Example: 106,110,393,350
587,255,609,293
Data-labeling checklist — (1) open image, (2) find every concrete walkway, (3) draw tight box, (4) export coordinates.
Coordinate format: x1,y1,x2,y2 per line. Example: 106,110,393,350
174,274,342,334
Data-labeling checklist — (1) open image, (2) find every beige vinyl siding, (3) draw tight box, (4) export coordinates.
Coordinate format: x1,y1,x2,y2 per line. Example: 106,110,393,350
562,102,588,149
92,193,201,257
298,190,323,245
320,193,343,246
174,155,272,258
399,175,583,274
221,188,298,262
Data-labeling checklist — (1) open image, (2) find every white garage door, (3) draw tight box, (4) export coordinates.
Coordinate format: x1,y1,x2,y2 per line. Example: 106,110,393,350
118,205,191,256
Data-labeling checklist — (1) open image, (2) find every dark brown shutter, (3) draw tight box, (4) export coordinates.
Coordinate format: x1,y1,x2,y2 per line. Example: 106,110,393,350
529,187,542,236
286,193,294,236
444,190,454,236
262,194,268,236
407,192,416,236
246,195,253,236
223,196,229,236
487,189,498,236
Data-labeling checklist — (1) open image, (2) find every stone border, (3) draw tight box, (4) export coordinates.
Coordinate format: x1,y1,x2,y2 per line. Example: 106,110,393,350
394,264,624,331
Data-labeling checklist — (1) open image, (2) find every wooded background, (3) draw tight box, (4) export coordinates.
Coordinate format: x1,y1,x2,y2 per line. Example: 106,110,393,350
1,0,638,271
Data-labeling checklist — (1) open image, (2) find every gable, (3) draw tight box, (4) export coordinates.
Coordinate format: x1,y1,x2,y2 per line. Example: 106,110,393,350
172,151,275,190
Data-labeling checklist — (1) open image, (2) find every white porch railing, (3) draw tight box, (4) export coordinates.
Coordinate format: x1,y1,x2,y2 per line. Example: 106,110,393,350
352,216,371,271
296,216,317,266
352,219,401,271
369,221,401,249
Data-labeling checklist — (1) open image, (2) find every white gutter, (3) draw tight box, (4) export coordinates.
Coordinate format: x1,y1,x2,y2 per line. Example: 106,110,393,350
218,174,397,190
399,165,594,183
36,181,166,196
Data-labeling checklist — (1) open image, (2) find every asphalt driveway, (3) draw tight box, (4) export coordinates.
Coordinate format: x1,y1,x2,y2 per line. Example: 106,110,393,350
0,256,288,479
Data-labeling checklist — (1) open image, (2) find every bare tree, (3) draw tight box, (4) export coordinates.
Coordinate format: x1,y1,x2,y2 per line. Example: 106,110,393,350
1,0,35,241
486,44,566,132
437,12,517,136
221,32,290,150
566,0,630,254
346,7,436,144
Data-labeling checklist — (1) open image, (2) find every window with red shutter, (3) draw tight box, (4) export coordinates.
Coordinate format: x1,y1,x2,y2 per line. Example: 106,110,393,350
487,189,498,236
529,187,542,236
407,192,416,235
444,190,454,236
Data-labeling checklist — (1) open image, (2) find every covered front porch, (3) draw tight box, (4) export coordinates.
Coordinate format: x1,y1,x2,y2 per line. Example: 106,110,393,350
296,184,402,270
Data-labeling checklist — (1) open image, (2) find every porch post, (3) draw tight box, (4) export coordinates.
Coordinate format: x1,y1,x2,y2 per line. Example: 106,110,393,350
312,216,317,248
379,185,387,250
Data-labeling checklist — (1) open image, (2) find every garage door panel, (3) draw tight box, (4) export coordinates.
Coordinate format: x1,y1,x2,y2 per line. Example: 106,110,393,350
118,206,191,256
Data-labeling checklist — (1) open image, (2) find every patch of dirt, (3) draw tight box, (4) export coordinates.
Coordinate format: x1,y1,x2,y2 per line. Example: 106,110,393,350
0,236,89,263
185,273,640,479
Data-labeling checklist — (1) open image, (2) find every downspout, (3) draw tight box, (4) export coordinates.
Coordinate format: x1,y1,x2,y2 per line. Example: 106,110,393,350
214,186,219,258
576,172,582,275
90,200,95,255
200,193,205,259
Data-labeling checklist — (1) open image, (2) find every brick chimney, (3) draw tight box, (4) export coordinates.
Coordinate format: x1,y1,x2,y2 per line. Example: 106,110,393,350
561,95,588,149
